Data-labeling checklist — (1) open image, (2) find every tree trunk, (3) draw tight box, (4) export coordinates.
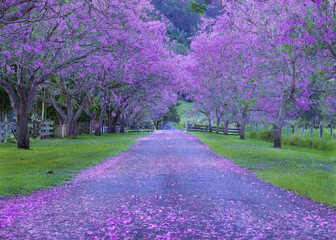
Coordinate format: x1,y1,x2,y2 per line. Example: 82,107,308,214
223,120,229,135
1,81,36,149
95,105,106,136
107,109,113,133
216,118,220,134
111,110,120,133
16,109,30,149
94,119,101,136
208,115,212,133
66,119,78,138
273,94,287,148
120,115,125,133
274,125,282,148
239,123,246,140
0,112,4,122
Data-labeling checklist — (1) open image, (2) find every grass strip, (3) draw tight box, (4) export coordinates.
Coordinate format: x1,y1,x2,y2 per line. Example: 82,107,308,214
0,133,148,197
192,132,336,208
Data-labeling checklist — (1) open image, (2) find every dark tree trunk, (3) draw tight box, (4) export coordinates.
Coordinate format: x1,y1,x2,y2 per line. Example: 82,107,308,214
208,115,212,133
94,119,101,136
111,110,120,133
216,119,220,134
223,120,229,135
1,81,36,149
66,119,78,138
16,109,30,149
239,108,248,140
273,95,287,148
239,123,246,140
274,125,282,148
107,109,113,133
120,115,125,133
95,105,106,136
0,112,4,122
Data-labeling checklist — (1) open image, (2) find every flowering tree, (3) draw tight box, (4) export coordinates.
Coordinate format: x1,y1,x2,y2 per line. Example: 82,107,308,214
0,0,178,147
0,0,96,148
187,0,324,147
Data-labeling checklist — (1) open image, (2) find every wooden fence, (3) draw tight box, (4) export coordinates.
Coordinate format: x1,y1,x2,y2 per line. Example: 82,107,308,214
127,124,155,133
186,123,240,136
247,122,335,140
0,121,53,142
39,121,53,139
0,122,13,142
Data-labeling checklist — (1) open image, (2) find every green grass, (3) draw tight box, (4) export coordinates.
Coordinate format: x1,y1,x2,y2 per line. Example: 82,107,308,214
247,128,336,151
192,132,336,208
174,100,208,129
0,133,148,198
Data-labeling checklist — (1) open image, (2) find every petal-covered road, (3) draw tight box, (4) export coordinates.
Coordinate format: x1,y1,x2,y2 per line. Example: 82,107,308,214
0,131,335,239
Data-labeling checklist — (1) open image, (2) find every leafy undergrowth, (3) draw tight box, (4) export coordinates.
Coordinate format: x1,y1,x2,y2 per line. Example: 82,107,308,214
0,133,148,198
192,132,336,208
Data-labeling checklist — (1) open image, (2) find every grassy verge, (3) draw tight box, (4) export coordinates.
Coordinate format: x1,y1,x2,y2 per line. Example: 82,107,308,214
0,133,148,198
248,128,336,151
192,132,336,208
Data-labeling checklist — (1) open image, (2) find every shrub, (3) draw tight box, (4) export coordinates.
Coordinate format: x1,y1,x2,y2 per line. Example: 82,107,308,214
248,128,274,142
178,119,187,130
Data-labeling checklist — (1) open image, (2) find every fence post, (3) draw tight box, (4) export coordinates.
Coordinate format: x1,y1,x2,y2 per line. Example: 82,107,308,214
331,124,334,140
302,124,305,137
294,123,297,135
310,124,314,138
33,121,37,138
287,123,290,135
186,121,189,132
206,125,208,132
320,125,323,139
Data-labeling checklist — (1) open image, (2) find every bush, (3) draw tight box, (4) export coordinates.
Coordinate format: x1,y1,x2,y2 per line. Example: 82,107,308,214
248,128,274,142
178,119,187,130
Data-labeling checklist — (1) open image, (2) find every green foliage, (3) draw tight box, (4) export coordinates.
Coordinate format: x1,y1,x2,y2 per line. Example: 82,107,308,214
189,0,208,14
0,133,148,197
0,86,11,120
176,100,193,117
171,119,187,130
162,105,180,123
192,132,336,207
249,128,274,142
152,0,220,48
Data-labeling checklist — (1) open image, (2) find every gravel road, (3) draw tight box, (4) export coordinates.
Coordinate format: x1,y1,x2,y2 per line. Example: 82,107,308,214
0,130,335,239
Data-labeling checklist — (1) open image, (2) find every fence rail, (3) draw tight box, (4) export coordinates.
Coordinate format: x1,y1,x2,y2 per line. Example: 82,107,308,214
0,122,13,142
247,122,335,140
127,124,155,133
187,123,240,136
39,121,53,139
0,121,54,143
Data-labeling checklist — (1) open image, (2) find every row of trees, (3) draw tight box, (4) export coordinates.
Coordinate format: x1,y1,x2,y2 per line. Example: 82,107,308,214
0,0,182,149
184,0,336,148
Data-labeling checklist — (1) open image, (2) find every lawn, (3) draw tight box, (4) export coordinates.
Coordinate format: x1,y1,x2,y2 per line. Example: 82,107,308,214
192,132,336,208
0,133,148,198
